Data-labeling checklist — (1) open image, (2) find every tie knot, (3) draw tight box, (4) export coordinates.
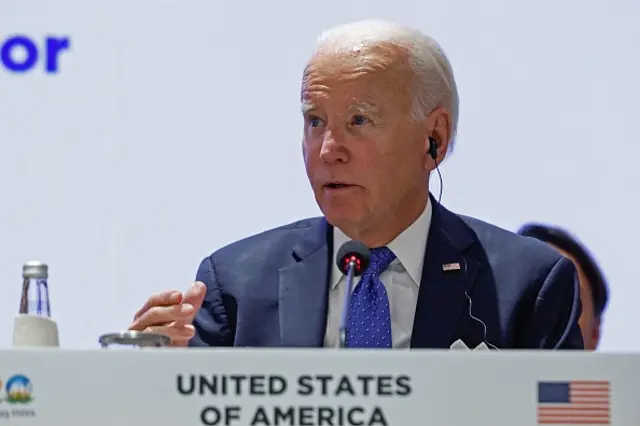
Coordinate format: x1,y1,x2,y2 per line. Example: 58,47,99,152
366,247,396,277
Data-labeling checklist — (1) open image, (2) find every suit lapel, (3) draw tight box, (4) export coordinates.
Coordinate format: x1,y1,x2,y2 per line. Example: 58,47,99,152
278,218,332,347
411,197,481,348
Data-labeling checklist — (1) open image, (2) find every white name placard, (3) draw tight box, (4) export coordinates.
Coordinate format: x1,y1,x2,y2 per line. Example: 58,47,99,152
0,349,637,425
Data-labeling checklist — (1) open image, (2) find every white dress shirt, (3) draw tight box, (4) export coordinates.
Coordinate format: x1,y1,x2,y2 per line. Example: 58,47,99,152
323,200,433,348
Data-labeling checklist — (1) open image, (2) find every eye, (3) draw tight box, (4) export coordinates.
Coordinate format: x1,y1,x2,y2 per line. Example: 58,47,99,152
351,115,369,125
308,116,324,128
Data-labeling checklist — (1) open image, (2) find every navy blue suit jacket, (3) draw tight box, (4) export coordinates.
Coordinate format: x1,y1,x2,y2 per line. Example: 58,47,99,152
189,198,583,349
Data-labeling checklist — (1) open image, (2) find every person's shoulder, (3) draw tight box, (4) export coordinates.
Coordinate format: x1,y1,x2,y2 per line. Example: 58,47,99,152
205,217,324,264
458,214,565,267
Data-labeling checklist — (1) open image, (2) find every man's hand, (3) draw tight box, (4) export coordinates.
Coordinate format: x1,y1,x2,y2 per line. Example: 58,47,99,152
129,282,206,347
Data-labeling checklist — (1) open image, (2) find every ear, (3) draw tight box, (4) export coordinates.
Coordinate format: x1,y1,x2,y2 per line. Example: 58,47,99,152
592,319,601,348
423,107,451,170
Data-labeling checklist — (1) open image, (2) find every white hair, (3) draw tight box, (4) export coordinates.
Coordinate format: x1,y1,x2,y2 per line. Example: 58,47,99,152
314,20,459,148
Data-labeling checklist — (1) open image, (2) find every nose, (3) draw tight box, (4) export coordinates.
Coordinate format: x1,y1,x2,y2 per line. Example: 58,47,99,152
319,129,348,164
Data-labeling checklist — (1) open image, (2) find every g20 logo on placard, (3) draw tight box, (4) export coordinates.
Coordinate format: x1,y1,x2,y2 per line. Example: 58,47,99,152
1,34,71,74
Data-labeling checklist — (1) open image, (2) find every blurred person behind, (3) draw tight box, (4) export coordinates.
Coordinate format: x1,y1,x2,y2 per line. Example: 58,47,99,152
518,223,609,350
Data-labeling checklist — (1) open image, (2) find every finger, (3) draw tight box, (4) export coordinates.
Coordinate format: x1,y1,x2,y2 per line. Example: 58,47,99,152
145,323,195,344
130,303,195,330
134,290,182,320
182,282,207,312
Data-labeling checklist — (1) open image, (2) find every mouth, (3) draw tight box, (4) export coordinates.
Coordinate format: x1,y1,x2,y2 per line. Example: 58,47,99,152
325,182,350,189
323,182,357,191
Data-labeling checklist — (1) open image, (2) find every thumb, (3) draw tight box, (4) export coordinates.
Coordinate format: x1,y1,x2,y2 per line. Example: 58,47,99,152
182,281,207,318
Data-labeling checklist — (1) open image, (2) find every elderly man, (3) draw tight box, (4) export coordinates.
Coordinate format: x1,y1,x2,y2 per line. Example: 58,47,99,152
129,20,583,349
518,223,609,350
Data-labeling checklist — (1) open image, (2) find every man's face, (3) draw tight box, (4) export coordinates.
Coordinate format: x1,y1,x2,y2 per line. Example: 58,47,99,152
555,246,600,350
301,45,442,236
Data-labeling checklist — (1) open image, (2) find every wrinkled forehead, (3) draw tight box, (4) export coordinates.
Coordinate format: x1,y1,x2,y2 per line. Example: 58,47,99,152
300,45,415,110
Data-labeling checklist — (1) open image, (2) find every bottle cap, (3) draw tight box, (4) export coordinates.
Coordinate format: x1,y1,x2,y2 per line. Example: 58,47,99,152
22,261,48,279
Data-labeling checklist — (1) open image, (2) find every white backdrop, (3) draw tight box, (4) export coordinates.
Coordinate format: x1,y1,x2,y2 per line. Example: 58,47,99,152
1,0,638,350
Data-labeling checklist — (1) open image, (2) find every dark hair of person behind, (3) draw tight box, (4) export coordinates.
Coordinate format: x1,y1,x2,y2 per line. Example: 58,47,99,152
517,223,609,319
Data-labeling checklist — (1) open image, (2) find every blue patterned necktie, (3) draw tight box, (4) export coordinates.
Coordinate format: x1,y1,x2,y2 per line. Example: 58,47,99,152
346,247,396,348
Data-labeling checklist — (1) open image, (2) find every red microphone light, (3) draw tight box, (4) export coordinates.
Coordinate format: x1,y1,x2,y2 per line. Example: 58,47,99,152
342,255,363,274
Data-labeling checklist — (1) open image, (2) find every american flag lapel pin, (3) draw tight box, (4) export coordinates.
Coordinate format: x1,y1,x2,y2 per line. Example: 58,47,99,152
442,262,461,272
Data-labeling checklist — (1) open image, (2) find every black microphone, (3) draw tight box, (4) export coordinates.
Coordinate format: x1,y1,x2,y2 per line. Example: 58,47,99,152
336,241,371,348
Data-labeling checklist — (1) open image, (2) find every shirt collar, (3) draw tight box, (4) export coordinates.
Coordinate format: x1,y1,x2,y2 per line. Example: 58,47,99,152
331,199,433,288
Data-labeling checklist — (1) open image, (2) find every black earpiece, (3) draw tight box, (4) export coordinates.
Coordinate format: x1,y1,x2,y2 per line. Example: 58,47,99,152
428,137,438,160
429,136,443,203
